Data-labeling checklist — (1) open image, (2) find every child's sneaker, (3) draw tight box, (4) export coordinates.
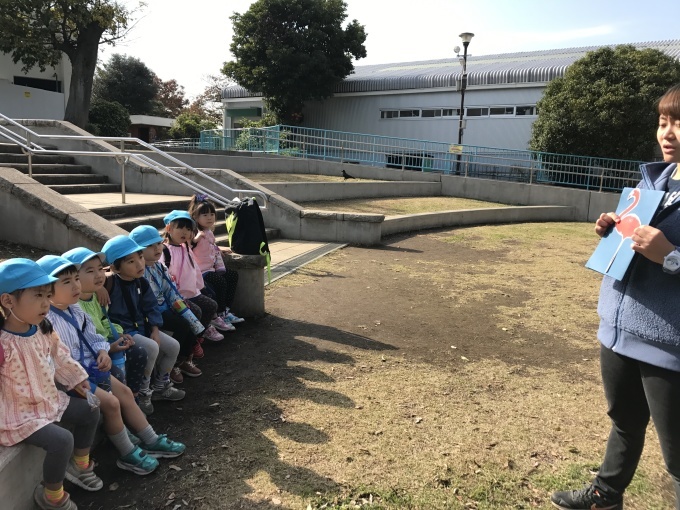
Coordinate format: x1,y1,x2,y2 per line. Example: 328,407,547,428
33,485,77,510
151,381,186,401
65,457,103,491
136,391,154,415
142,434,186,459
170,366,184,384
192,342,204,359
224,311,245,324
116,446,159,475
210,315,234,332
551,485,623,510
204,325,225,341
178,360,202,377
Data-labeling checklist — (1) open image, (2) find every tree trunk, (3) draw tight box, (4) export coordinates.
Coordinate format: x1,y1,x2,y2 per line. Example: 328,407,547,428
64,23,104,128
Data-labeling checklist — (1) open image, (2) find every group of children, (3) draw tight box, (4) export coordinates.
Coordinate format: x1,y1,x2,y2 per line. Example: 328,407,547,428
0,195,242,510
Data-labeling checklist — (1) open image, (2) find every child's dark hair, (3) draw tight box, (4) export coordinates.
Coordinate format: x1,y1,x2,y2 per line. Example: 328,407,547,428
659,84,680,119
0,284,54,334
55,265,78,278
112,251,143,271
164,218,195,242
188,194,217,231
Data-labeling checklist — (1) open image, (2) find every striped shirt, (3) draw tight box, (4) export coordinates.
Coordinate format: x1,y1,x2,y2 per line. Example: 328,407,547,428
0,326,87,446
47,305,110,367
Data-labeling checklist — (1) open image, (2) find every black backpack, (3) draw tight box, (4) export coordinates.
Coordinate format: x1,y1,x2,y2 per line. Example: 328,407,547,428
225,197,271,281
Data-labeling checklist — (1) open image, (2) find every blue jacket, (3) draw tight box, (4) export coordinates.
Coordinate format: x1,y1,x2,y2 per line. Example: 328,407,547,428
597,162,680,370
106,275,163,335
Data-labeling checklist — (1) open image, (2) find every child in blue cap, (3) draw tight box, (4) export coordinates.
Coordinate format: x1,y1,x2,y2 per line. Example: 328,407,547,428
161,210,225,342
101,235,185,406
130,225,204,382
62,247,149,410
37,255,185,476
0,258,102,510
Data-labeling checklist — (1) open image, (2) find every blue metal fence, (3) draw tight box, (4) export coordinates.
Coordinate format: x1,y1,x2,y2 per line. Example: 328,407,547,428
197,125,643,192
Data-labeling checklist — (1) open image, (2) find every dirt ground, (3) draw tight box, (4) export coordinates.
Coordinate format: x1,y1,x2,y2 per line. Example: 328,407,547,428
0,225,674,509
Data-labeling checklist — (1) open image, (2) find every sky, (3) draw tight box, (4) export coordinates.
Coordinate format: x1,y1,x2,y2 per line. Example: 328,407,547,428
103,0,679,99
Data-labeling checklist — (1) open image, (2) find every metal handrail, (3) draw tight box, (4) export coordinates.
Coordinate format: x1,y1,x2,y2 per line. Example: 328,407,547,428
0,114,268,208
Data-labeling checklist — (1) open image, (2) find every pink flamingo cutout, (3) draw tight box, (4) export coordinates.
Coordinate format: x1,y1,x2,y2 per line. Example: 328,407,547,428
605,188,641,273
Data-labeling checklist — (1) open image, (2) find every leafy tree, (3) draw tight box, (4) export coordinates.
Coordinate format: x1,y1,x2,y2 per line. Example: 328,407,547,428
0,0,140,127
88,98,130,136
189,74,231,126
93,53,159,115
168,112,217,139
530,45,680,161
222,0,367,124
153,77,188,118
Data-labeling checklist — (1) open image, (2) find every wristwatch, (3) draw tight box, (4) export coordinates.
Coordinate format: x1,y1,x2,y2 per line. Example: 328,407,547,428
662,249,680,274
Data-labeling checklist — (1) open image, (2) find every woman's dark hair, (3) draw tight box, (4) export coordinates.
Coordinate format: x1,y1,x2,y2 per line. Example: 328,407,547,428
0,284,54,334
188,194,217,231
659,84,680,119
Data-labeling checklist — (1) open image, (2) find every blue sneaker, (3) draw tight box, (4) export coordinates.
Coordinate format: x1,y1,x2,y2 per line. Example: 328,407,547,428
224,312,244,324
116,446,159,475
142,434,186,459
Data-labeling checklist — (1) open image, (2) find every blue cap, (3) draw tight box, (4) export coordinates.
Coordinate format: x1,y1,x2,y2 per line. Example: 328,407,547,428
163,210,195,226
129,225,164,247
101,235,143,265
0,258,58,294
36,255,79,277
62,247,105,266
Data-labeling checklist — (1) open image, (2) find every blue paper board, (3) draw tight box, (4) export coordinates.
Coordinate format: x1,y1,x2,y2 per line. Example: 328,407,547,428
585,187,665,280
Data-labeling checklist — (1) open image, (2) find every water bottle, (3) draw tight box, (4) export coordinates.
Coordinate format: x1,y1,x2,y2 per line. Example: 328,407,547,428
172,299,205,336
111,351,126,381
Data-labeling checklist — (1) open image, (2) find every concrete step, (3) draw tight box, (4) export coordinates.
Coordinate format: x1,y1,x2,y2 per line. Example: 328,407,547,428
0,153,76,165
49,183,121,194
91,198,192,220
33,174,108,185
0,143,58,154
5,163,93,174
113,212,228,236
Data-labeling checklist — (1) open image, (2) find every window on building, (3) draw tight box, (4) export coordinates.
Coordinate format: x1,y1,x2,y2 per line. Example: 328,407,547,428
442,108,460,117
515,105,536,116
422,109,442,118
466,107,489,117
399,110,420,118
13,76,62,93
490,106,514,116
380,110,399,119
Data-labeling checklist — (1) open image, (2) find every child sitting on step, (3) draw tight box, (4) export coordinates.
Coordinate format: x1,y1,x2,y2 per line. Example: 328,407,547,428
189,194,244,327
129,225,204,382
160,210,227,341
0,258,102,510
62,247,148,410
101,236,185,409
37,255,185,476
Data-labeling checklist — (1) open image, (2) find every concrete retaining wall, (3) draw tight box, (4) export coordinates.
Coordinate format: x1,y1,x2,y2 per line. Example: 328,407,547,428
0,167,127,252
263,181,441,202
382,206,578,237
0,445,44,510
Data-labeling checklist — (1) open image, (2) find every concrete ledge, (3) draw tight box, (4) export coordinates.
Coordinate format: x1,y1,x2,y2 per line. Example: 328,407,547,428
263,181,441,202
0,167,127,252
381,206,578,237
222,252,266,318
0,444,44,510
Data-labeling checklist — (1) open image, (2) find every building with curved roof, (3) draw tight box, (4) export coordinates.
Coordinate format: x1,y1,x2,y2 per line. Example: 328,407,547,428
221,40,680,150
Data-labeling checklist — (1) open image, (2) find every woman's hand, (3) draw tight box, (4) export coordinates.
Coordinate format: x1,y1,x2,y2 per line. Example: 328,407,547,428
630,226,675,264
595,212,619,237
97,350,112,372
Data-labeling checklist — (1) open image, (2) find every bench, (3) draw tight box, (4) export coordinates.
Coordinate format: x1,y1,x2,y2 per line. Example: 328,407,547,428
221,251,266,318
0,444,45,510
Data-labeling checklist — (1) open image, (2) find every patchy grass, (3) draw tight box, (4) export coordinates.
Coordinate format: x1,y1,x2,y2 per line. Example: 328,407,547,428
304,196,508,216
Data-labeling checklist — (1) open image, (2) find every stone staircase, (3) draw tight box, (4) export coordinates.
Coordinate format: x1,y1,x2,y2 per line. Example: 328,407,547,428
0,142,279,243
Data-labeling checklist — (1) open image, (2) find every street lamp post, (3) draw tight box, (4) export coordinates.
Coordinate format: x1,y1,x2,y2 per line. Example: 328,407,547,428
455,32,474,175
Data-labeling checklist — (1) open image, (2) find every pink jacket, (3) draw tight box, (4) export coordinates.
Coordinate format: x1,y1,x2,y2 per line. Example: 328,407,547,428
161,242,204,299
192,230,226,274
0,327,88,446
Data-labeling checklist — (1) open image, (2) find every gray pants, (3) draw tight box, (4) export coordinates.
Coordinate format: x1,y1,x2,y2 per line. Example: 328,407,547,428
132,332,180,392
22,396,100,484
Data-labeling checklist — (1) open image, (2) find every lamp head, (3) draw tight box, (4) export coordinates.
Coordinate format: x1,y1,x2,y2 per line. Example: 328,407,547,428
453,45,461,55
459,32,475,45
